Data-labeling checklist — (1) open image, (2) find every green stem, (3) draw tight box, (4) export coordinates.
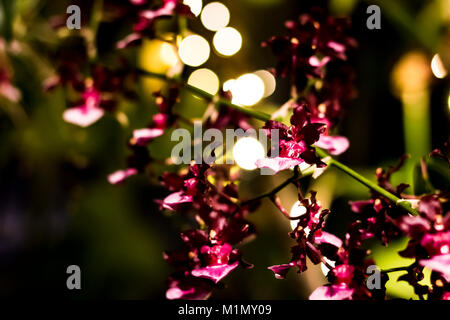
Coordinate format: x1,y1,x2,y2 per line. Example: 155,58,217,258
138,71,419,216
87,0,104,63
316,149,418,215
137,69,271,122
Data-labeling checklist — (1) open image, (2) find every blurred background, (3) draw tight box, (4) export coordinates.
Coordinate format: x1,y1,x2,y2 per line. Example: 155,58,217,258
0,0,449,299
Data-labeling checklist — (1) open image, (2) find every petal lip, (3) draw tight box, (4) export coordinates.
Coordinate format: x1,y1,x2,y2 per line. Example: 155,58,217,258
309,284,354,300
63,107,104,127
315,135,349,155
191,261,239,283
132,128,164,145
267,263,295,279
162,191,193,211
255,157,303,174
108,168,138,185
314,231,343,248
419,254,450,282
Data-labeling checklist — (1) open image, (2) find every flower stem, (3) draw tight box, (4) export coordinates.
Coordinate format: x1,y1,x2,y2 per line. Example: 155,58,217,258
315,149,418,215
137,69,271,122
138,71,419,216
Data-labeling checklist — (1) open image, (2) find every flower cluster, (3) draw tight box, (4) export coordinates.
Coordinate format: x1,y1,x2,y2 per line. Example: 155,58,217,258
398,194,450,299
256,97,349,174
258,8,354,175
161,163,258,299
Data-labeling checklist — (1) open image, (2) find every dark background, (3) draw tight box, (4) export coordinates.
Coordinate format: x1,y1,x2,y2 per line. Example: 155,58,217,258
0,0,449,299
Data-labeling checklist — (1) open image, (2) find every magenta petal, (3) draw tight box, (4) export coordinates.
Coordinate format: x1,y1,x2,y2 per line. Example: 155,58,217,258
132,128,164,145
63,106,104,127
349,200,374,213
162,191,193,211
191,261,239,283
255,157,303,173
267,263,294,279
309,284,354,300
314,231,343,248
399,216,431,238
419,254,450,282
315,135,349,155
108,168,138,185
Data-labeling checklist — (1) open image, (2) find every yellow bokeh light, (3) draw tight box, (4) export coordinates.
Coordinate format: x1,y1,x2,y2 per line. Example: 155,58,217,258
187,68,220,95
232,137,265,170
223,79,236,92
160,42,180,67
213,27,242,57
183,0,202,16
178,35,210,67
138,39,182,93
254,70,276,97
200,2,230,31
230,73,265,106
431,53,448,79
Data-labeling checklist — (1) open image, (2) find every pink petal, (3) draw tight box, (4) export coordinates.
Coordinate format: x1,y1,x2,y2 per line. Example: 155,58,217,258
63,107,104,127
315,135,349,155
140,1,176,20
419,254,450,282
163,191,193,211
132,128,164,145
130,0,146,5
117,33,142,49
191,261,239,283
328,41,346,53
107,168,138,185
309,56,331,68
309,284,354,300
0,82,21,102
268,263,295,279
255,157,303,174
315,231,343,248
166,283,212,300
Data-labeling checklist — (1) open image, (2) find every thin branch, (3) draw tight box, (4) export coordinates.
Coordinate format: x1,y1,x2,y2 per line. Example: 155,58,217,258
138,70,419,216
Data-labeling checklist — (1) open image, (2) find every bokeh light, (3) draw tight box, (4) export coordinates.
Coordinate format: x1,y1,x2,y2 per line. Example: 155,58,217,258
232,137,265,170
254,70,276,97
200,2,230,31
289,201,308,230
183,0,203,16
159,42,180,67
223,79,236,92
228,73,265,106
431,53,448,79
213,27,242,56
178,35,210,67
138,39,182,92
187,68,220,95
